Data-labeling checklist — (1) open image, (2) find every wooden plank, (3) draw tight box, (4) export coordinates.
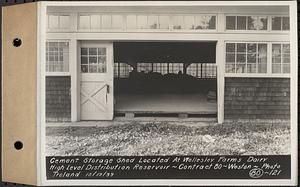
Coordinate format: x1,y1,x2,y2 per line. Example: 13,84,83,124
2,2,37,185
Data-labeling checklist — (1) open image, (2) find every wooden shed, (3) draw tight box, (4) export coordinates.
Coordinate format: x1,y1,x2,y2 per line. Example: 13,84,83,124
3,1,296,125
40,1,295,124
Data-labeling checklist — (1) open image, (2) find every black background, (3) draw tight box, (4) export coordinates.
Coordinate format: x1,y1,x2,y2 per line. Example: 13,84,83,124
0,0,299,186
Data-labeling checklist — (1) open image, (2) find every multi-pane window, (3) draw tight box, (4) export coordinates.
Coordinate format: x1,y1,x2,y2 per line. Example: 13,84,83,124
186,63,217,78
81,47,107,73
272,16,290,30
114,63,133,78
225,43,267,74
79,14,123,30
48,14,70,30
168,63,184,74
77,14,216,31
46,41,69,72
172,15,216,30
137,63,152,73
153,63,168,74
272,44,290,74
226,16,268,30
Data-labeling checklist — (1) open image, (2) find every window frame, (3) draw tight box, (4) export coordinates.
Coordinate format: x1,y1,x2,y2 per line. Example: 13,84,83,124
80,46,108,74
224,14,290,33
47,13,72,32
271,42,291,75
46,40,71,76
76,13,218,33
271,16,290,31
224,41,290,78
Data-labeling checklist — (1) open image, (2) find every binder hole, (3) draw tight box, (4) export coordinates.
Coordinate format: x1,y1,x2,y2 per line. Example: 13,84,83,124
14,141,23,150
13,38,22,47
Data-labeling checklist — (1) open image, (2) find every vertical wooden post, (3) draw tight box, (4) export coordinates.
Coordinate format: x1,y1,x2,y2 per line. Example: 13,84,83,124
70,36,78,122
216,39,225,124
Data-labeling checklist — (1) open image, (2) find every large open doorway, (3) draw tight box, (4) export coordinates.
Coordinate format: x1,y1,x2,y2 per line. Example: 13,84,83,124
113,42,217,117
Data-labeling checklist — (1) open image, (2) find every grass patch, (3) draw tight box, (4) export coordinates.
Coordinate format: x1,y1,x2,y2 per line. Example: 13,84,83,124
46,122,290,156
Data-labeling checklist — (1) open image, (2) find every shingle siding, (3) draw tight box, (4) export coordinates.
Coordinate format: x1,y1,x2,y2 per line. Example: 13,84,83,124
224,78,290,119
46,76,71,122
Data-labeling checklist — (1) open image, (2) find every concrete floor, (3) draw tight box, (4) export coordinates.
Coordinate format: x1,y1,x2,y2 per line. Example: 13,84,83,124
115,93,217,114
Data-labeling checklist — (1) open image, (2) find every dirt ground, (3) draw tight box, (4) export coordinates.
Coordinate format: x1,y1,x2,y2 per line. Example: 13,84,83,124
46,120,290,156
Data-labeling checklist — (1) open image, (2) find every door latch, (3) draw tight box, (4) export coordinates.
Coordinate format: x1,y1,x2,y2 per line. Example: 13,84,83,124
106,84,110,94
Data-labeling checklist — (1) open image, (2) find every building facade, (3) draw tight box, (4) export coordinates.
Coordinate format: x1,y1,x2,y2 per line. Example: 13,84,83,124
44,2,293,123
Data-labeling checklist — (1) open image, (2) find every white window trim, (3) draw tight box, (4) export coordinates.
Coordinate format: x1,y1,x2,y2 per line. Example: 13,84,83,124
271,42,291,75
45,39,71,76
62,12,218,33
224,14,290,33
224,41,291,78
270,16,290,31
47,13,72,32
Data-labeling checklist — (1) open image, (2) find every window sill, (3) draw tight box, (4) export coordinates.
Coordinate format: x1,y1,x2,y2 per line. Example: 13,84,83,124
46,72,71,76
225,73,290,78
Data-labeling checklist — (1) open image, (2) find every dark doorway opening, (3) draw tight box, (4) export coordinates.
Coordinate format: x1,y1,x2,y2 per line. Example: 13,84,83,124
113,42,217,117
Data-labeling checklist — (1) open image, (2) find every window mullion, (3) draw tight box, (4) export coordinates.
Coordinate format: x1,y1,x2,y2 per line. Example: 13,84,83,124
256,43,258,73
234,43,237,73
281,44,283,73
245,43,248,73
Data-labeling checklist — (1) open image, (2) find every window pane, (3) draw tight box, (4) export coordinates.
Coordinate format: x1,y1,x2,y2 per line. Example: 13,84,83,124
159,16,170,29
258,44,267,67
237,16,246,30
127,15,137,29
195,15,212,29
81,65,88,73
79,15,90,29
49,15,59,29
247,53,256,63
226,53,235,63
236,64,246,73
237,43,246,52
91,15,101,29
112,15,123,29
98,48,106,55
258,63,267,73
208,16,216,29
273,57,281,64
247,64,256,73
258,16,268,30
184,16,194,30
148,16,159,29
81,48,88,55
226,43,236,52
81,56,88,64
272,44,281,58
282,17,290,30
283,64,290,73
237,54,246,63
89,65,98,73
89,48,97,55
247,43,257,53
49,42,58,51
282,44,290,53
272,64,281,73
137,15,148,29
102,15,112,29
226,16,236,30
98,56,106,72
226,63,235,73
283,57,290,64
89,56,97,64
173,16,184,29
272,17,281,30
59,15,70,29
